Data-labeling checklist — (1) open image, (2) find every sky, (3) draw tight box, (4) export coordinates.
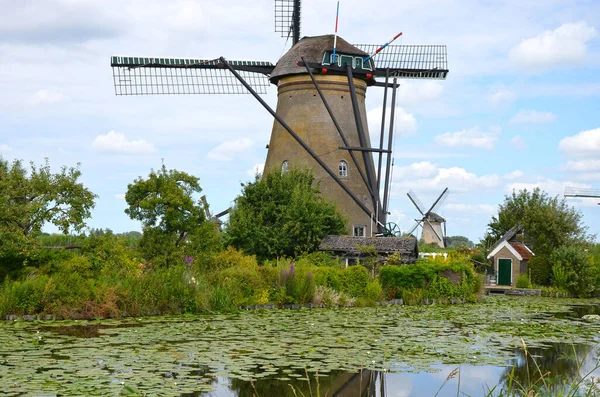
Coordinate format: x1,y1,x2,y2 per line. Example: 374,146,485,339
0,0,599,243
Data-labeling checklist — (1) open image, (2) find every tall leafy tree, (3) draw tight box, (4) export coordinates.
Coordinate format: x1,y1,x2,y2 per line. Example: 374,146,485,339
225,169,346,261
486,188,590,256
125,164,217,265
0,158,96,262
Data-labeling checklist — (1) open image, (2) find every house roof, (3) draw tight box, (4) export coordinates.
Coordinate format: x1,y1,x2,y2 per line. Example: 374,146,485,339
319,235,418,255
270,35,368,84
486,239,535,261
509,241,534,260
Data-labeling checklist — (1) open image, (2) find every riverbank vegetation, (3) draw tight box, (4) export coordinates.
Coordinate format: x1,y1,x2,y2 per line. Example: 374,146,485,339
0,158,598,319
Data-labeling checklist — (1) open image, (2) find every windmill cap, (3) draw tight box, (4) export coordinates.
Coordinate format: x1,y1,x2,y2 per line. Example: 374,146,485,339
270,34,369,84
426,212,446,223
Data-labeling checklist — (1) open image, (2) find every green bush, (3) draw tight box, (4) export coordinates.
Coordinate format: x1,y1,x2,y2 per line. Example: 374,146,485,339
470,252,488,273
313,267,342,291
515,274,532,289
340,265,370,297
363,280,383,302
527,255,551,286
551,245,595,297
381,261,478,302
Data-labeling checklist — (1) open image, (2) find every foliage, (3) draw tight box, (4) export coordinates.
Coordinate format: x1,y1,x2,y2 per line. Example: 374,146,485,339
528,255,552,286
380,260,479,302
486,188,590,256
515,274,532,289
339,265,370,297
125,164,213,265
470,252,488,273
0,158,96,265
364,280,383,302
225,169,346,262
550,245,596,298
445,235,475,248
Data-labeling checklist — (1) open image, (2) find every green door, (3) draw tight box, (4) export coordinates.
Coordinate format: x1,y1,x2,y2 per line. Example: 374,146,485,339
498,259,512,286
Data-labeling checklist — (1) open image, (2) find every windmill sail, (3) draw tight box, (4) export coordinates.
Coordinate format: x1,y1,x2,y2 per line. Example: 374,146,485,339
275,0,301,44
111,56,274,95
354,44,448,79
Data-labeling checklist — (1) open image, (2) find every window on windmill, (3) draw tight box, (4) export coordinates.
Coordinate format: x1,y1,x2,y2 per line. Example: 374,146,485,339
353,225,366,237
281,160,289,174
338,160,348,177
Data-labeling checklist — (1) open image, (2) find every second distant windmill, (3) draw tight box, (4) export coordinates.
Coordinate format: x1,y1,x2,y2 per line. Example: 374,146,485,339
407,188,449,248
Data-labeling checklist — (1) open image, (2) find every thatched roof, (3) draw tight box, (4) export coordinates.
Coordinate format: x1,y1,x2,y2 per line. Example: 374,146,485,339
319,235,418,255
270,35,368,84
427,212,446,223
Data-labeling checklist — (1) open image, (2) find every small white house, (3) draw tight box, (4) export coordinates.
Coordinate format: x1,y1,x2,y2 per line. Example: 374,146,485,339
486,225,535,287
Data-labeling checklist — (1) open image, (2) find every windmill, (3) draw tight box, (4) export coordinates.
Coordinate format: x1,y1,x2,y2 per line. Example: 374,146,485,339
564,186,600,205
110,0,449,236
407,188,449,248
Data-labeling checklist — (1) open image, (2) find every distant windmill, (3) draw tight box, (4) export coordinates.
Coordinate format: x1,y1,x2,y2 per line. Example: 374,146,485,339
407,188,449,248
564,186,600,205
110,0,449,235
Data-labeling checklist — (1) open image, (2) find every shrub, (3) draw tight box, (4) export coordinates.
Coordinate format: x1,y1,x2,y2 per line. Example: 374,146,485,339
313,286,354,307
364,280,383,302
515,274,532,289
313,267,342,291
527,255,551,286
470,252,488,274
381,261,478,301
401,288,424,305
340,265,370,297
550,245,595,297
210,247,258,272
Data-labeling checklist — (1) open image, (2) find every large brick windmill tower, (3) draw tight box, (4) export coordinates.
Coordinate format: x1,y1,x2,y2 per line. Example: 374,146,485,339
110,0,449,235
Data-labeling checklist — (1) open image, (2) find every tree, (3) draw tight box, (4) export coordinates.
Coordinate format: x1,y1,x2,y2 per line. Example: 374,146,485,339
486,188,590,256
445,235,475,248
0,158,96,261
125,164,218,265
225,169,346,262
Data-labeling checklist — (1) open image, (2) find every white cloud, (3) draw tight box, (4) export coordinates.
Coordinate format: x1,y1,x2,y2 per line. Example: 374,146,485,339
446,203,497,214
510,21,597,69
92,131,157,155
115,194,125,200
510,110,556,124
368,106,417,138
207,138,254,161
505,177,589,197
30,89,67,105
510,136,527,151
566,159,600,172
559,128,600,156
434,127,499,150
247,163,264,176
391,161,502,194
0,144,12,152
504,170,524,180
488,87,516,106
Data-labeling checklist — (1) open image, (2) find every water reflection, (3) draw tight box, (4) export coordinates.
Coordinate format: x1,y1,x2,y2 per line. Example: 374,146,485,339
200,342,599,397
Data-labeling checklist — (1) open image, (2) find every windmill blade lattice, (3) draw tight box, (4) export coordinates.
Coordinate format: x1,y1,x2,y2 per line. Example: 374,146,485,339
354,44,448,79
428,187,449,214
275,0,301,42
407,190,427,215
111,56,274,95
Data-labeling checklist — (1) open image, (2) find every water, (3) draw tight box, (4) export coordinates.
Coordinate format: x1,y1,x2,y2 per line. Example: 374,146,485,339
1,296,600,396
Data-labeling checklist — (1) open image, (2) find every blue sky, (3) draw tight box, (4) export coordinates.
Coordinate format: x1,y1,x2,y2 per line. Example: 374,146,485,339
0,0,599,242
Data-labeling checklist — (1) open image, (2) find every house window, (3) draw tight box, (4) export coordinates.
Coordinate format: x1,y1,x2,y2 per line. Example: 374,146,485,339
353,225,366,237
338,160,348,177
281,160,289,174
